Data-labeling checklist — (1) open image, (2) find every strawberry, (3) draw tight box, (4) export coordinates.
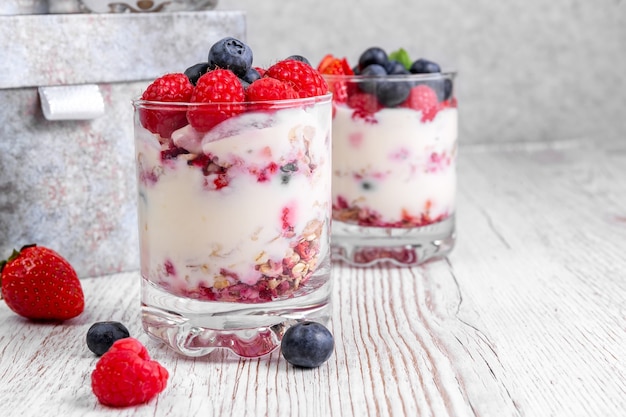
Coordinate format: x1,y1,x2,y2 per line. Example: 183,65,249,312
317,54,353,76
317,54,354,104
246,77,299,102
401,84,440,122
0,244,84,321
91,338,169,407
187,69,245,132
139,73,194,138
265,59,329,98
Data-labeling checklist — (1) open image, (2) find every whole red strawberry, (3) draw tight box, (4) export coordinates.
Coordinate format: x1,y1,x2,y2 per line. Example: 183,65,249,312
139,73,194,138
187,69,245,132
91,338,169,407
0,244,84,321
265,59,329,98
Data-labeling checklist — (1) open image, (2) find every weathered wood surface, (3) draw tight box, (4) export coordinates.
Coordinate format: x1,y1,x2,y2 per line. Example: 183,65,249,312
0,138,624,417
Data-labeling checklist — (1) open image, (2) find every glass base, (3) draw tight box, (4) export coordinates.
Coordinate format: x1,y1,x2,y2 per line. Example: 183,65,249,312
331,215,455,267
141,261,332,358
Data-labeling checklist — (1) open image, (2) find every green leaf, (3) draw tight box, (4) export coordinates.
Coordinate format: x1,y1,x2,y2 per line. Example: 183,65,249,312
389,48,412,70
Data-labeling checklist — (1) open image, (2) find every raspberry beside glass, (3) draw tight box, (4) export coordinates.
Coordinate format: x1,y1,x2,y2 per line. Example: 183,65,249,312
320,48,458,266
133,38,332,358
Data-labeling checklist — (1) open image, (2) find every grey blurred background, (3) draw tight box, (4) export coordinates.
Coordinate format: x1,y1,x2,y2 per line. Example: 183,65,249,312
218,0,626,144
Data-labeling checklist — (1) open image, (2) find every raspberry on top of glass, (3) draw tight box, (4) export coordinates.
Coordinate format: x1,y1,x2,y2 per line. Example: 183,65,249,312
318,47,458,229
135,37,331,304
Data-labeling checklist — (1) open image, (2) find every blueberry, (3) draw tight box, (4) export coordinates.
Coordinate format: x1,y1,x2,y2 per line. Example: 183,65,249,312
286,55,311,66
410,58,441,74
281,321,334,368
241,67,261,84
442,78,453,100
385,60,409,75
358,64,387,94
184,62,211,85
376,80,411,107
86,321,130,356
358,47,388,70
208,37,253,77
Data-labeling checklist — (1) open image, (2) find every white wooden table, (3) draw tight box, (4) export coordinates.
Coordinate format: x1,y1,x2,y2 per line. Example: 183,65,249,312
1,137,624,417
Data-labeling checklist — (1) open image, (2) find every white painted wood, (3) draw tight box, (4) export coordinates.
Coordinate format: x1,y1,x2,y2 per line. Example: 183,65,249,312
1,137,624,417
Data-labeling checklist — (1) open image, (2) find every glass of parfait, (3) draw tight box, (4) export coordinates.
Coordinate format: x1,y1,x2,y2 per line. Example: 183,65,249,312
322,50,458,267
133,64,332,357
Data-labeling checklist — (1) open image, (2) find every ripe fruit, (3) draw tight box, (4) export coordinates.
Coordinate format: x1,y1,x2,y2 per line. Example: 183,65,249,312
358,47,388,70
208,36,253,77
246,77,299,102
265,59,329,98
402,84,440,121
184,62,211,85
139,73,194,138
410,58,442,74
286,54,312,66
87,321,131,356
318,54,354,103
0,244,84,321
187,69,245,132
91,338,168,407
281,321,334,368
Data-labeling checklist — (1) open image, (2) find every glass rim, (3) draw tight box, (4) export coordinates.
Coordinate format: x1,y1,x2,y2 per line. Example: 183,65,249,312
133,92,333,109
322,71,457,81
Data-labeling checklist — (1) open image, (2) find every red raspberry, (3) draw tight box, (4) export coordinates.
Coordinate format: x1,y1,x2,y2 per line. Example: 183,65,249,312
91,338,168,407
265,59,329,98
254,66,267,77
401,84,440,122
187,69,245,132
139,73,193,138
317,54,354,104
246,77,299,102
347,92,381,121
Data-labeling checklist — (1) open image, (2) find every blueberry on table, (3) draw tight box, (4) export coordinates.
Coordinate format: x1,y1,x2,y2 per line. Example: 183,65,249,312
281,321,334,368
86,321,130,356
410,58,441,74
358,47,389,70
184,62,211,85
208,37,253,77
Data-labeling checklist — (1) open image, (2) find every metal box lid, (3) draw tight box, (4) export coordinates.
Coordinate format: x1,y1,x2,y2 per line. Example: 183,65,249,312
0,10,246,89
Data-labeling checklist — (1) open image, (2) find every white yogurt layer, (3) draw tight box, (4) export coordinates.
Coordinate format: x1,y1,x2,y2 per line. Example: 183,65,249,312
135,106,331,295
332,104,458,225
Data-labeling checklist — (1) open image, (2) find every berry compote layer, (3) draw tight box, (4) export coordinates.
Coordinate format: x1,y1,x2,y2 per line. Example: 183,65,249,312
331,99,458,228
135,98,332,303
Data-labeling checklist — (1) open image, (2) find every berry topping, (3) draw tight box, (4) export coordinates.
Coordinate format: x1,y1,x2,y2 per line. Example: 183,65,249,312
402,84,440,121
184,62,211,85
208,36,253,77
410,58,442,74
281,321,334,368
187,69,245,132
91,338,168,407
385,60,410,75
358,46,388,70
246,77,299,102
241,67,262,84
139,73,194,138
87,321,131,356
358,64,387,94
376,79,412,107
265,59,329,98
0,244,84,321
317,54,354,76
286,55,312,66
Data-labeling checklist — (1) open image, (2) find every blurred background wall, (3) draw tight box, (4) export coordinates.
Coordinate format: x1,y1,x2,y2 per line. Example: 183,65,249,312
218,0,626,144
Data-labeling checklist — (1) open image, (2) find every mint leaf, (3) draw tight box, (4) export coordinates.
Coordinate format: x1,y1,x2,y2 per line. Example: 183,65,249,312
389,48,412,70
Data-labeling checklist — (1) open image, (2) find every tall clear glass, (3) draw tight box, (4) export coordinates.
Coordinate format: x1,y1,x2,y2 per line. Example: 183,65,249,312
132,94,333,357
324,73,458,266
